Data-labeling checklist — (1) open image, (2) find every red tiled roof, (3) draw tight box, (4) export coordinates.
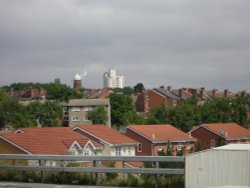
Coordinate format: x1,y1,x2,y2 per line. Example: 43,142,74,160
127,124,196,142
75,125,137,145
202,123,250,139
1,127,89,155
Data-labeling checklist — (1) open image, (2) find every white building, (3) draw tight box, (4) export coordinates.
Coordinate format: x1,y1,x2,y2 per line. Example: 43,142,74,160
185,144,250,188
103,69,125,89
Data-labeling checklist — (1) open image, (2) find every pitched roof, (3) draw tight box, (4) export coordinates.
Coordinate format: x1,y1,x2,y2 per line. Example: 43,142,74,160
200,123,250,140
1,127,90,155
74,125,137,146
153,88,181,100
127,124,196,143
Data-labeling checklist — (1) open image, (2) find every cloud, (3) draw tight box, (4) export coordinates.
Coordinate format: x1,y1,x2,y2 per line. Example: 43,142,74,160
0,0,250,92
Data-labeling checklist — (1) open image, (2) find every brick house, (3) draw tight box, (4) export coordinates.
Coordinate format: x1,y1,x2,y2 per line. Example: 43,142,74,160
124,124,196,156
189,123,250,149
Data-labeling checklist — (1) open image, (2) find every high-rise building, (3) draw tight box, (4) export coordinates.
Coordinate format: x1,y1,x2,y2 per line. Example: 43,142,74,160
103,69,125,89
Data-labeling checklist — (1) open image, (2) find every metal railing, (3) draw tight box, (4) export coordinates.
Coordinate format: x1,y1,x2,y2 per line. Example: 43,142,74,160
0,154,185,187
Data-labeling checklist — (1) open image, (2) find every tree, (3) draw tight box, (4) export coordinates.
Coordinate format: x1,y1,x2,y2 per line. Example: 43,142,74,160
45,82,83,102
87,106,108,124
109,93,136,128
147,105,170,124
0,98,32,129
134,83,145,94
26,101,62,127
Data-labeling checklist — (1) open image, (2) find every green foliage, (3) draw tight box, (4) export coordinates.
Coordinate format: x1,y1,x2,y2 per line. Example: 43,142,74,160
87,106,108,124
112,87,134,96
45,82,83,102
147,93,250,132
134,83,145,93
26,101,63,127
109,93,137,128
0,98,33,129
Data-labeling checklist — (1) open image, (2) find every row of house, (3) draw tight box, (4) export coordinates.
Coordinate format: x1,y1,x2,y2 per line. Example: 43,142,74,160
1,123,250,160
135,86,235,114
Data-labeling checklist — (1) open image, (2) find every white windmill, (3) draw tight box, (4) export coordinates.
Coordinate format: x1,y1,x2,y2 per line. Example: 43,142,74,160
73,71,87,90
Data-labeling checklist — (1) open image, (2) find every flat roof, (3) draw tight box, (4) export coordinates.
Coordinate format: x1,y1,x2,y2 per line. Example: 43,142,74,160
214,144,250,151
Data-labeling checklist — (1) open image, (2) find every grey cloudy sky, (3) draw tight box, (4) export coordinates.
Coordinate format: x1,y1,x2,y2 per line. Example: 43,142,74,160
0,0,250,92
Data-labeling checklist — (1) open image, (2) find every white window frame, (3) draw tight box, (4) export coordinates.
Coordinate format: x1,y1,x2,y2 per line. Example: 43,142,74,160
158,144,163,151
128,146,132,156
83,115,91,122
177,144,183,151
137,143,142,152
72,107,80,112
72,116,80,122
210,140,215,148
115,147,121,156
83,106,93,112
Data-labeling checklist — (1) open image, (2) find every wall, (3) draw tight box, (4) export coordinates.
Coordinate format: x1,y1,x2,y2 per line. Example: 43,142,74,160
147,90,165,112
191,127,223,149
0,139,28,165
185,149,250,188
125,129,152,156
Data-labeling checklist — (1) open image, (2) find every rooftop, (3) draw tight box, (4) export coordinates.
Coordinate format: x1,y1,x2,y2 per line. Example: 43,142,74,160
74,125,137,146
127,124,196,143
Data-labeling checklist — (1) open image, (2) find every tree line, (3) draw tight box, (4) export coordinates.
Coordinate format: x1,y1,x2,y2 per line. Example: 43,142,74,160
1,82,249,131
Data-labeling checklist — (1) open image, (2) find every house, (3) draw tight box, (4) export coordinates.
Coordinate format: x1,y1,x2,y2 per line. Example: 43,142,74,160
0,126,138,167
63,98,111,128
73,125,138,157
124,124,197,156
0,127,101,166
189,123,250,149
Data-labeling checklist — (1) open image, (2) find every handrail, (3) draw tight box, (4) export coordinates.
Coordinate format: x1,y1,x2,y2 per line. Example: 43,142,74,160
0,154,185,188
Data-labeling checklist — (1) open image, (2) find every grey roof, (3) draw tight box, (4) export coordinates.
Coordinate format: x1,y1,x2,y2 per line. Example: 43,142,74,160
214,144,250,151
68,99,110,106
154,88,181,100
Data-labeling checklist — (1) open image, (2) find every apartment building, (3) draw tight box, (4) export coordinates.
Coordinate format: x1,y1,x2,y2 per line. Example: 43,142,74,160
63,99,111,128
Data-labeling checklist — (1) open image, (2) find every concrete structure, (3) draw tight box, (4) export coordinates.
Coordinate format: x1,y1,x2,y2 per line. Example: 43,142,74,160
103,69,124,89
124,124,196,156
63,99,111,128
185,144,250,188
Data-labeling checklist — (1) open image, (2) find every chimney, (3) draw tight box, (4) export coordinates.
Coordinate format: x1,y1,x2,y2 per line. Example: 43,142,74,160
179,89,183,98
200,87,205,99
212,89,218,98
167,86,171,91
224,89,229,98
152,133,155,140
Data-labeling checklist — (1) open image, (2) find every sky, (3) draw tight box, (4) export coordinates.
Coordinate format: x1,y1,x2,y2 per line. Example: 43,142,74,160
0,0,250,92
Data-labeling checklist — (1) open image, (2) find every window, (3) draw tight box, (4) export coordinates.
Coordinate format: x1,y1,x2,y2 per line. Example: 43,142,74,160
83,147,90,156
72,116,80,122
210,140,215,148
158,144,163,150
137,143,142,152
72,107,80,112
128,146,131,156
83,116,91,121
83,106,93,112
177,144,183,151
115,147,121,156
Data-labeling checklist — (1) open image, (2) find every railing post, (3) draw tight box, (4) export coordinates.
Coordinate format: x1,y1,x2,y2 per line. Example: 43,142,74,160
94,160,100,186
155,161,160,188
39,159,45,183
